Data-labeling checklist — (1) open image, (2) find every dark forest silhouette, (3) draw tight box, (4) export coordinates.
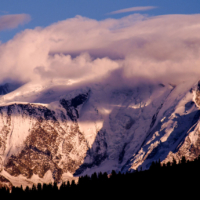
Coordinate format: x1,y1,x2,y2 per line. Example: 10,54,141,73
0,155,199,199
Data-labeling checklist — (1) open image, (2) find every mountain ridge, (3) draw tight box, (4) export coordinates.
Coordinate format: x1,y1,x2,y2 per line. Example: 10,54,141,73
0,79,199,187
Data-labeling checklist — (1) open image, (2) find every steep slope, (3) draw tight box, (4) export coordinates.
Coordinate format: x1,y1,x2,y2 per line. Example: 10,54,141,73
0,82,23,96
121,80,200,172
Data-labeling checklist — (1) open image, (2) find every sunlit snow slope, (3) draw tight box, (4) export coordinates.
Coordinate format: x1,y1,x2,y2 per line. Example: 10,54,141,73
0,79,200,188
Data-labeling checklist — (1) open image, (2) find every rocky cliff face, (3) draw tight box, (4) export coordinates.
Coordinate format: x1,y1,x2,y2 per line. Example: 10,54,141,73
0,92,90,185
0,80,200,186
161,83,200,164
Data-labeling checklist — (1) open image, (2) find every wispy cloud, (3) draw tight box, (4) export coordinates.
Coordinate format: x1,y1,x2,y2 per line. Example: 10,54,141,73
0,10,9,14
107,6,157,15
0,14,31,31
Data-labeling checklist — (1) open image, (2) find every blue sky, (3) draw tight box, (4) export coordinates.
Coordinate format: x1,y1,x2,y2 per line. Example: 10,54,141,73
0,0,200,42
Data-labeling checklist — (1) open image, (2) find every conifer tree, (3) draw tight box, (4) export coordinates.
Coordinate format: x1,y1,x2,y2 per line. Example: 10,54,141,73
53,181,58,191
32,184,36,191
98,171,103,179
111,170,117,177
67,180,70,188
181,156,186,164
172,157,177,166
43,183,47,192
91,172,98,182
103,172,108,180
37,183,42,192
71,180,76,187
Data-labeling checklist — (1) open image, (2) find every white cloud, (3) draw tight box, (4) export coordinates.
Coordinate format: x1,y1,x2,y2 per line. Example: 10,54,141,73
0,11,9,14
107,6,157,15
0,13,200,87
0,14,31,31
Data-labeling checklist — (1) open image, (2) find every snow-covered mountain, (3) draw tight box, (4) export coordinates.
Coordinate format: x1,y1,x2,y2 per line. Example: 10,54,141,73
0,78,200,188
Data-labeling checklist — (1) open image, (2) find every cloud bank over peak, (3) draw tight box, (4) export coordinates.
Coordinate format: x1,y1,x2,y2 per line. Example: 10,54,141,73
0,13,200,88
0,14,31,31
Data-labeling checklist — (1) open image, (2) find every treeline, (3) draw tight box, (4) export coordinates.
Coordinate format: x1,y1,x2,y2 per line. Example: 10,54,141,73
1,155,200,199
